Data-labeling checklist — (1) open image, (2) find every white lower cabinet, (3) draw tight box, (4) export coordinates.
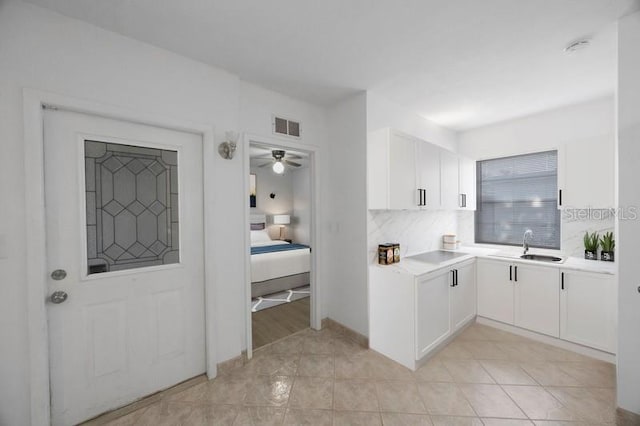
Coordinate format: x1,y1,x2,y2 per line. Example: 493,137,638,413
451,260,477,331
370,258,476,370
514,264,559,337
371,256,617,370
477,258,514,324
477,258,560,337
560,270,617,353
416,268,451,359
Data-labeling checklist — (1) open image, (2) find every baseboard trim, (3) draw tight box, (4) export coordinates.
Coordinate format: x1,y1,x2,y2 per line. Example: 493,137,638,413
616,407,640,425
216,351,247,374
80,375,207,425
322,317,369,348
476,316,616,364
414,318,476,370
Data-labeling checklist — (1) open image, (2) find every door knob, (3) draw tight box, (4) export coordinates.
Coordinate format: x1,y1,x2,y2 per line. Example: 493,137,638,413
51,269,67,280
50,291,68,304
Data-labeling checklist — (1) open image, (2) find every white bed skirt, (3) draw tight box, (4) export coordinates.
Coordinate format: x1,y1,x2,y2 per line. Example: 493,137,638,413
251,246,311,283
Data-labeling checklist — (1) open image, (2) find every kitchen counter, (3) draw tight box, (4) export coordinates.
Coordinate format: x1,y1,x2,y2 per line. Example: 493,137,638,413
375,246,617,276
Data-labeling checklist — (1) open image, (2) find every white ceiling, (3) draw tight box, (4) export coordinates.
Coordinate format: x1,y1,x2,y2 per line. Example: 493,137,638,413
24,0,639,130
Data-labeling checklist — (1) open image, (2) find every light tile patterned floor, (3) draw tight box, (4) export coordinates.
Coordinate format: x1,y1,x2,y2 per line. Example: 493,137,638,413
100,323,617,425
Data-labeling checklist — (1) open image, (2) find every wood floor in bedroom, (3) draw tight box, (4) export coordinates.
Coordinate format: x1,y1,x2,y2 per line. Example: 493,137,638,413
252,297,310,349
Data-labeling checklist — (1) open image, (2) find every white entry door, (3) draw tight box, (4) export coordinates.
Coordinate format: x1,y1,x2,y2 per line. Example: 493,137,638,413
44,109,206,426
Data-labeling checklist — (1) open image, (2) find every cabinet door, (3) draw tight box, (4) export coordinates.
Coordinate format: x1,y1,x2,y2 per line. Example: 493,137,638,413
559,137,614,208
367,128,390,209
514,264,560,337
451,261,477,331
416,269,451,359
440,149,459,209
416,141,441,209
477,259,514,324
388,132,419,210
458,156,476,210
560,270,616,353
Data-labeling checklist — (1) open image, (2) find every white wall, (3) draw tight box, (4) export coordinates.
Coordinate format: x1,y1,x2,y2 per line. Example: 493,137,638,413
0,3,329,424
458,96,615,160
325,93,369,337
367,91,458,151
458,97,616,256
249,166,294,240
616,9,640,416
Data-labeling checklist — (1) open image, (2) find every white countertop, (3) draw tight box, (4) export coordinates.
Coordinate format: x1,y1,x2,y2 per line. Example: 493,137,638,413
375,246,617,276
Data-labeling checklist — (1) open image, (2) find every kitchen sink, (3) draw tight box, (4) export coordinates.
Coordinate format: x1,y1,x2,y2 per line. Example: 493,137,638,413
520,254,563,262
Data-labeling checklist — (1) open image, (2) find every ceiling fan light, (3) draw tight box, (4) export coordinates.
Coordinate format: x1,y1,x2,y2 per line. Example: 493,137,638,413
272,161,285,174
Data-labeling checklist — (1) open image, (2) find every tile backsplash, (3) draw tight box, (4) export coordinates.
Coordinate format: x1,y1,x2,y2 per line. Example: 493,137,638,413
368,210,458,263
369,209,615,264
457,209,615,258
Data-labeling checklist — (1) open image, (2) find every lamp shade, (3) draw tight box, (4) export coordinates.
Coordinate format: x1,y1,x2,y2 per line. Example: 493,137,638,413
273,214,290,225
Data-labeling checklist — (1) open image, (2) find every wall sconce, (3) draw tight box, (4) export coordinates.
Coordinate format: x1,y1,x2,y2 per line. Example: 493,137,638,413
218,131,239,160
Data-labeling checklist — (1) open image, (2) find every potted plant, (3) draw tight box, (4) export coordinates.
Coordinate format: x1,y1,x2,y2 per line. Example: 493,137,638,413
600,232,615,262
584,231,599,260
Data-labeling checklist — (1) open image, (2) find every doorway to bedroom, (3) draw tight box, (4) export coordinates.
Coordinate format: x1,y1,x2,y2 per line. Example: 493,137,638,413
248,142,312,349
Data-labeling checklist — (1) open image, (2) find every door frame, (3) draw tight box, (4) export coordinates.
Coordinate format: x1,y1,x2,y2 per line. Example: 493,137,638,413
243,134,322,359
23,88,218,426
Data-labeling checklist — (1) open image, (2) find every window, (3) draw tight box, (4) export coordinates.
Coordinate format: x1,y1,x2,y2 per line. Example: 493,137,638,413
85,140,179,274
475,150,560,249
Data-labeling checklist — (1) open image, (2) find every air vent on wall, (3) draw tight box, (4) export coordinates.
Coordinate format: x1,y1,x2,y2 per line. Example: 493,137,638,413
272,115,301,138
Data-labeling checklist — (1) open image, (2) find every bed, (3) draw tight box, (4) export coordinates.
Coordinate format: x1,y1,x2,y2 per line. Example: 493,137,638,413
250,215,310,298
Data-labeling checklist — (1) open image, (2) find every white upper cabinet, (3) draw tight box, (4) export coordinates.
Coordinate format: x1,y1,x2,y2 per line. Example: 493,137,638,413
388,131,420,210
558,138,615,209
440,149,459,209
458,156,476,210
416,140,441,209
367,128,475,210
368,128,418,210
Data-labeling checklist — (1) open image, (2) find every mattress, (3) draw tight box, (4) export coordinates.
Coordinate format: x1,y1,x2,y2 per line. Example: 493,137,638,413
250,240,311,283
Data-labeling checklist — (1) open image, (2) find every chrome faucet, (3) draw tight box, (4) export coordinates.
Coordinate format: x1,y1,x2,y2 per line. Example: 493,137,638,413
523,229,534,255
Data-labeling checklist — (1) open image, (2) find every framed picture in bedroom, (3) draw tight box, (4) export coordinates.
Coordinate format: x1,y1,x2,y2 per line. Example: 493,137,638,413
249,174,257,208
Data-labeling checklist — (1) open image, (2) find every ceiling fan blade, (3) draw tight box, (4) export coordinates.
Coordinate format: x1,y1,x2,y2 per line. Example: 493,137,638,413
286,153,303,160
256,161,273,167
284,160,301,167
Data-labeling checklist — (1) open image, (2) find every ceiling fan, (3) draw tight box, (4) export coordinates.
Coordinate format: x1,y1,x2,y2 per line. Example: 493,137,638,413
255,149,302,174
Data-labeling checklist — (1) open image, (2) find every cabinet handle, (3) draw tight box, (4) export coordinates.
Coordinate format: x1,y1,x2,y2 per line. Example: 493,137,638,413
509,265,512,281
459,193,467,208
417,189,426,206
561,272,564,290
450,270,455,287
559,189,563,206
514,266,518,282
455,269,458,286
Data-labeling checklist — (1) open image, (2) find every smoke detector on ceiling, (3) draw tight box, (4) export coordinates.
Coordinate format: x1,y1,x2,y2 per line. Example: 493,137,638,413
564,38,591,54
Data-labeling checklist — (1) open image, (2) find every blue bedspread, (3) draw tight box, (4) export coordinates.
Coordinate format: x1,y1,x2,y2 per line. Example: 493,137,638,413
251,243,310,255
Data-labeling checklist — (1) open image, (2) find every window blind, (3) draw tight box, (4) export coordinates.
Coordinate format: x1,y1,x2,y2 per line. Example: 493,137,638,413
475,150,560,249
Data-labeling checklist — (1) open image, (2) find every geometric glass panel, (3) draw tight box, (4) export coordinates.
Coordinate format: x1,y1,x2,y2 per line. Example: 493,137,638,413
85,140,179,275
